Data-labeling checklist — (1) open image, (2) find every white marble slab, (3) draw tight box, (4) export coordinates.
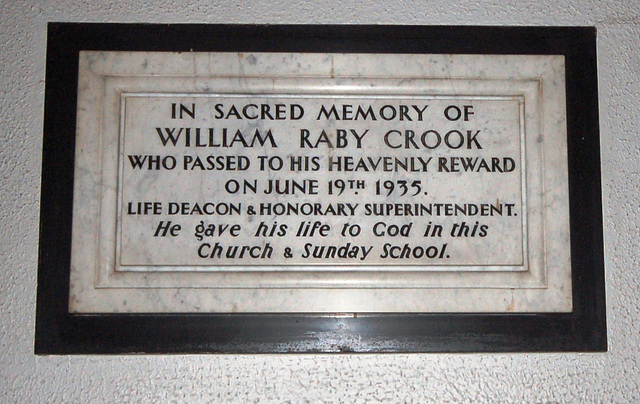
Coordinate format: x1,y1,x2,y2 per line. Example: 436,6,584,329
69,51,571,313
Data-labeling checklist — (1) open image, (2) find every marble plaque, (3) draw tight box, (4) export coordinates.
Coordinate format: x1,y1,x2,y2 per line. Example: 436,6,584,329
69,51,571,313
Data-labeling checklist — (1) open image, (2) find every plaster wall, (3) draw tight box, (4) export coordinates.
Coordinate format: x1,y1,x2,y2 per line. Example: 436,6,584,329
1,1,639,402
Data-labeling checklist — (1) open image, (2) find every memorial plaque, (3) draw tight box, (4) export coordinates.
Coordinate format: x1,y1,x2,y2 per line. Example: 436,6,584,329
36,24,606,353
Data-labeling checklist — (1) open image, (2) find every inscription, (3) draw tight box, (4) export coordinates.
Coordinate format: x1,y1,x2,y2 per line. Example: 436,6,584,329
118,95,525,269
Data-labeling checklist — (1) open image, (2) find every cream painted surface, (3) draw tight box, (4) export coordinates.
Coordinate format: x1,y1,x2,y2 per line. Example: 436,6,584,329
1,0,639,402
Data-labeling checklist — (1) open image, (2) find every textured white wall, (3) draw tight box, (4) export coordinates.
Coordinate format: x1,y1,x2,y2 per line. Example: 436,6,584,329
1,1,639,402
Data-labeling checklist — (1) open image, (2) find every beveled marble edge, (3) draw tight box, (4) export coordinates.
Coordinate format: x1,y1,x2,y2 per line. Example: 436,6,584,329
99,77,543,289
73,287,572,313
83,51,558,81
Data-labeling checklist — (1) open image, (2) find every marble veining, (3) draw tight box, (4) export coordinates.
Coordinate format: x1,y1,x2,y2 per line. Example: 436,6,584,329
69,52,570,313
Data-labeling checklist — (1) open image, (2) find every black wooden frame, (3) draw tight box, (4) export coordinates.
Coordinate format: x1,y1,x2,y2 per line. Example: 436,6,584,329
36,23,606,354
